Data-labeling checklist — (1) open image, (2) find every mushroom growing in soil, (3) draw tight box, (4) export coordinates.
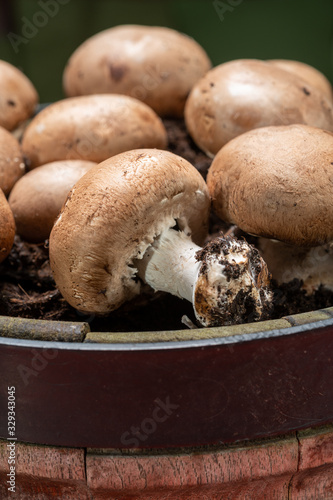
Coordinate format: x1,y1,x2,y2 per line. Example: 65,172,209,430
257,239,333,294
21,94,168,169
0,60,38,131
8,160,96,243
0,189,15,263
268,59,333,102
0,126,25,196
63,25,212,118
206,123,333,293
185,59,333,157
49,149,272,327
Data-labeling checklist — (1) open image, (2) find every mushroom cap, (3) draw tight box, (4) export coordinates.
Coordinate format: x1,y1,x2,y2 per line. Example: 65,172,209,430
185,59,333,156
8,160,96,243
0,126,25,195
21,94,168,169
268,59,333,102
206,124,333,247
63,25,212,117
0,188,15,263
0,60,38,131
49,149,210,314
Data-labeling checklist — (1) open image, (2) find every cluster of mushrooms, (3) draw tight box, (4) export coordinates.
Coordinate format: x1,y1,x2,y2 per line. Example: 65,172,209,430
1,25,333,328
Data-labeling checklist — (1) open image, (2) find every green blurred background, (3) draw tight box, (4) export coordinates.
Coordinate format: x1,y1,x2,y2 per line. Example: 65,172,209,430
0,0,332,102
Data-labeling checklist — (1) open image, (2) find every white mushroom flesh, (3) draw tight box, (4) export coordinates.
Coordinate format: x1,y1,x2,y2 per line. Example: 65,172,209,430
258,238,333,294
136,228,202,302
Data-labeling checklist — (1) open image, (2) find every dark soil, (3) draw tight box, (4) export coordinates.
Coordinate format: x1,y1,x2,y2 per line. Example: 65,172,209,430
0,119,332,331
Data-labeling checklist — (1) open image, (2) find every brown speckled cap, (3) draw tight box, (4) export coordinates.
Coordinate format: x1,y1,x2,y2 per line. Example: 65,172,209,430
63,25,212,117
0,126,25,195
207,124,333,247
0,188,15,263
21,94,168,169
9,160,96,243
185,59,333,156
0,60,38,131
268,59,333,102
49,149,210,314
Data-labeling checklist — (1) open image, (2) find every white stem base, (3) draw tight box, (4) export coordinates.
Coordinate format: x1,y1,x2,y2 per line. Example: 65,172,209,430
135,228,201,302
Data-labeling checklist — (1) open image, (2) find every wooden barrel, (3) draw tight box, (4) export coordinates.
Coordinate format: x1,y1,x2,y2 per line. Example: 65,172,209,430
1,426,333,498
0,308,333,498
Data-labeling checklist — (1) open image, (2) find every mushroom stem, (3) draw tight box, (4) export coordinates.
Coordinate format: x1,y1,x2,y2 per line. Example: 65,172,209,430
136,229,202,302
135,227,273,327
258,237,333,294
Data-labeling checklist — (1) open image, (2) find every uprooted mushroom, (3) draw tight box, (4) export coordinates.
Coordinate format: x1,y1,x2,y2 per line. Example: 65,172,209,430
49,149,272,327
206,123,333,294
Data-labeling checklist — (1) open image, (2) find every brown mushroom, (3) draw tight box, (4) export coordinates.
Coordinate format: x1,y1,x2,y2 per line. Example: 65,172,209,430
8,160,96,243
21,94,168,169
0,126,25,196
268,59,333,102
49,149,272,326
0,189,15,263
0,60,38,131
185,59,333,156
207,124,333,293
207,124,333,246
63,25,212,117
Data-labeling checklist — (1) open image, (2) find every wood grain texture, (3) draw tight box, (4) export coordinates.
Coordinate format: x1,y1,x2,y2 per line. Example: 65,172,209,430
86,437,298,499
290,463,333,500
1,427,333,498
288,427,333,499
298,427,333,470
0,440,89,499
0,479,91,500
